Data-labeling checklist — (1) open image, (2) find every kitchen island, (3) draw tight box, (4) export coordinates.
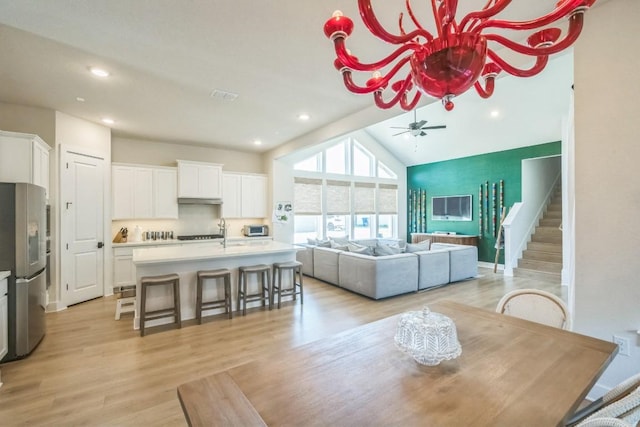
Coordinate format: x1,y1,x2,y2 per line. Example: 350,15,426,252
131,240,301,330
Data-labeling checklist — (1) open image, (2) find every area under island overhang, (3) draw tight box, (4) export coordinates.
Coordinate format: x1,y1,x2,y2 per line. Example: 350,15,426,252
131,240,302,330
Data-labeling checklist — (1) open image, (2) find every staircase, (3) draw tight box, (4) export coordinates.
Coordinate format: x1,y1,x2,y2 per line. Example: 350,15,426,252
514,186,563,281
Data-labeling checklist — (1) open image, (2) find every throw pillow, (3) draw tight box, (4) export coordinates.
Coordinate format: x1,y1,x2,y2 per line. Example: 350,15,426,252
349,245,374,256
306,238,318,245
346,241,367,252
405,240,431,253
316,239,332,248
331,235,350,245
375,243,402,256
330,240,348,251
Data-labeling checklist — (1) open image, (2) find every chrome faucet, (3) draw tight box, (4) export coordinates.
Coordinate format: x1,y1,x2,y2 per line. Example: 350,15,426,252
218,218,227,248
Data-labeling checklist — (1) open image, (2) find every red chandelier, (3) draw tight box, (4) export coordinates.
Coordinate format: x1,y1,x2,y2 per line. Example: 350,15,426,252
324,0,595,111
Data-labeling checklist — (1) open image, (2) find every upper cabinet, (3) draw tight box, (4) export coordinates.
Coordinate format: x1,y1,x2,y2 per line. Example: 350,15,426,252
222,172,267,219
112,164,178,220
0,130,51,199
177,160,223,199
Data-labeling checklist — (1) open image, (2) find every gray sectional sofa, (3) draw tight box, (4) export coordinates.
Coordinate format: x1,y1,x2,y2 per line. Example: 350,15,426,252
296,238,478,300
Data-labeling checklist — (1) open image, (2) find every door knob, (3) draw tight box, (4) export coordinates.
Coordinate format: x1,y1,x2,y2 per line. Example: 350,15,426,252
97,242,104,249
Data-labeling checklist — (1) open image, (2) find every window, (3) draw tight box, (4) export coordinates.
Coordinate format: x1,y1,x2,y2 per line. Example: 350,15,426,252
294,153,322,172
353,142,373,177
292,137,399,239
325,141,347,175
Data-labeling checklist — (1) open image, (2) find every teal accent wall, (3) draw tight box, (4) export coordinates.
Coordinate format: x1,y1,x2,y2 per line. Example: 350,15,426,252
407,141,561,263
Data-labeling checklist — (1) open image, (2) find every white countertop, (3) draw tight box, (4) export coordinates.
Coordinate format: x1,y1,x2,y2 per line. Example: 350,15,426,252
0,271,9,281
113,236,272,248
132,240,301,265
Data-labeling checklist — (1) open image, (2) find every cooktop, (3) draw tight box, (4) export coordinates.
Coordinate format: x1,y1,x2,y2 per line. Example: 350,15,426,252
177,234,224,241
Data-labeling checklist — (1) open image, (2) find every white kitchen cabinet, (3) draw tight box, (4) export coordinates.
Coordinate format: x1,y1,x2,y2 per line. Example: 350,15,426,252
0,275,8,364
153,168,179,218
177,160,223,199
113,247,136,289
0,130,51,199
222,172,267,218
112,164,178,219
221,173,242,218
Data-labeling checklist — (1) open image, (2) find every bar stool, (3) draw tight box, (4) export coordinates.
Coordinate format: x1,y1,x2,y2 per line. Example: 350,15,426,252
237,264,271,316
196,268,233,323
272,261,304,309
139,273,181,337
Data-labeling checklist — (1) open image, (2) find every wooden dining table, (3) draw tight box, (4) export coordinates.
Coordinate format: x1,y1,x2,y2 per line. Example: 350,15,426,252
177,300,617,426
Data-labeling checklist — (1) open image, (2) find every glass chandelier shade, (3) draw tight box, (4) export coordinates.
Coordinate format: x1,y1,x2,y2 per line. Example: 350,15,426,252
323,0,595,111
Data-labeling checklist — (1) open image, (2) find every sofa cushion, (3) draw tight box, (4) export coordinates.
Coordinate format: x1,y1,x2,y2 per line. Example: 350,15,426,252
349,245,373,255
405,240,431,253
331,235,350,245
330,240,349,251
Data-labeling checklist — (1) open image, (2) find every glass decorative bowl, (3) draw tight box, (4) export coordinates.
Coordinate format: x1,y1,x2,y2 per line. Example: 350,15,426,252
394,306,462,365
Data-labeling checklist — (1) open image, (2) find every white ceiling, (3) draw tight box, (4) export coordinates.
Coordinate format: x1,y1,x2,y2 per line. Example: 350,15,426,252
0,1,586,164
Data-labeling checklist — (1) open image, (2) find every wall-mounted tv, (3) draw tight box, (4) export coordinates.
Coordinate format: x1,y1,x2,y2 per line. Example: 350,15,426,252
432,195,472,221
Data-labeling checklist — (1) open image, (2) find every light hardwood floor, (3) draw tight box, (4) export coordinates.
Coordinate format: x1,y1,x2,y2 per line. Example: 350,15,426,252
0,268,563,426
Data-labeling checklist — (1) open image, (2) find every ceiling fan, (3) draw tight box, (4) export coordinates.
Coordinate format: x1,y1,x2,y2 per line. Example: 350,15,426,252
391,110,446,137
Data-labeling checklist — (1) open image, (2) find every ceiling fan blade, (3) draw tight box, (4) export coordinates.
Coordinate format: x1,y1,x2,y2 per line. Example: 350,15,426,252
413,120,427,129
392,130,410,136
390,126,409,129
420,125,447,130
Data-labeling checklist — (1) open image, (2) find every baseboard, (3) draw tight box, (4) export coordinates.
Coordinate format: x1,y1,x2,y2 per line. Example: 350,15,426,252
478,261,503,271
46,301,67,313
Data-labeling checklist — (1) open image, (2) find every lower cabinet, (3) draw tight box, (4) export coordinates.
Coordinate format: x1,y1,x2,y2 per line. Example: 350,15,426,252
0,276,8,364
113,247,136,290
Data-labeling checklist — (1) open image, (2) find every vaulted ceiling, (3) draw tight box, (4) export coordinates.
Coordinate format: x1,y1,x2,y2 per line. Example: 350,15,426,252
0,1,592,164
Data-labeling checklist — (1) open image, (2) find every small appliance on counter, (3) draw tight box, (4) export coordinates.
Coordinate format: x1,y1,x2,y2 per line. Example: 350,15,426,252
243,224,269,237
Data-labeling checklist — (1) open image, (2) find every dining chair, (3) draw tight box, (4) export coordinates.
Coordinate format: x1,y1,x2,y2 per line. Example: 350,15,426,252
495,288,571,330
566,373,640,426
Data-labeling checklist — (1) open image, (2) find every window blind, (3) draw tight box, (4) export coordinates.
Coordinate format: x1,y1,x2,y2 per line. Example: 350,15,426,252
326,180,350,215
354,182,376,214
293,177,322,214
378,184,398,214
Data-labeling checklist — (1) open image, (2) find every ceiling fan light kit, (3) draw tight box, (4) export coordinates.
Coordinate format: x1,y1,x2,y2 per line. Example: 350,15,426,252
324,0,595,111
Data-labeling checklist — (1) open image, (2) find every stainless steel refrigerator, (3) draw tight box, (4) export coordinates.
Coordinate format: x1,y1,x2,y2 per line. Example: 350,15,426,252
0,182,47,362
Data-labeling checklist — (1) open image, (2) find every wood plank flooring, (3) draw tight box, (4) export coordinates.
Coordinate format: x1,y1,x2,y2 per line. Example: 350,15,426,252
0,268,563,426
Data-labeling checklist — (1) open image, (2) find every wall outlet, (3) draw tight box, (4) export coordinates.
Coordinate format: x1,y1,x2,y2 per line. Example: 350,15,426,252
613,335,631,357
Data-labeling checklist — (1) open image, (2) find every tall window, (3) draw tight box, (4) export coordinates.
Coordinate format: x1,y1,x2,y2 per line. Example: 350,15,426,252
293,137,399,242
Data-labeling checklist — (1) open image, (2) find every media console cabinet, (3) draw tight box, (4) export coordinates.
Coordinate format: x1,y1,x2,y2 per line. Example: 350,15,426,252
411,233,479,247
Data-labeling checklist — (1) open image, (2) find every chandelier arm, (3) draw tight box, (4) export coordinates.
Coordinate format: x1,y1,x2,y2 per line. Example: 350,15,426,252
358,0,434,44
399,90,422,111
484,13,584,57
486,49,549,78
334,38,418,72
339,56,413,94
404,0,426,35
460,0,512,32
373,76,414,109
473,0,585,33
474,78,495,99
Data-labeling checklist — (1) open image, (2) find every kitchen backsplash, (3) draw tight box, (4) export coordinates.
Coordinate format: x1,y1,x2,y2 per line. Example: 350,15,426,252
111,204,266,241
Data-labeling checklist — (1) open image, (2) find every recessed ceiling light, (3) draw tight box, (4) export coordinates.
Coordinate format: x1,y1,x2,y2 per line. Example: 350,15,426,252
297,113,310,121
89,67,110,78
76,97,85,102
253,139,262,146
490,110,500,118
102,118,115,125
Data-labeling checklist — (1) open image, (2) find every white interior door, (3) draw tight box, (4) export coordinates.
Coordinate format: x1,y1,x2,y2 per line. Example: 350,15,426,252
61,150,105,306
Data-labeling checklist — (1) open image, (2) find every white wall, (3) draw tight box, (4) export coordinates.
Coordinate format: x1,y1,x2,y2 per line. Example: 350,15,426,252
574,0,640,395
0,102,55,146
112,136,264,173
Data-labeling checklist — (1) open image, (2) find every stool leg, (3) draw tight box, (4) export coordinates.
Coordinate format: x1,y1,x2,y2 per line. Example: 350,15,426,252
174,279,182,329
267,269,272,310
140,283,146,337
290,268,296,302
196,276,203,325
225,274,233,319
237,272,243,314
278,268,283,309
298,267,304,305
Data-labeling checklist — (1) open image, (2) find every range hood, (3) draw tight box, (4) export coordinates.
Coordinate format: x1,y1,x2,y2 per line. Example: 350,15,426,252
177,197,223,205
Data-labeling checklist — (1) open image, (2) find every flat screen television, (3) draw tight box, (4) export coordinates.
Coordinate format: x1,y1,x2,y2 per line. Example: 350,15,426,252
431,195,472,221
